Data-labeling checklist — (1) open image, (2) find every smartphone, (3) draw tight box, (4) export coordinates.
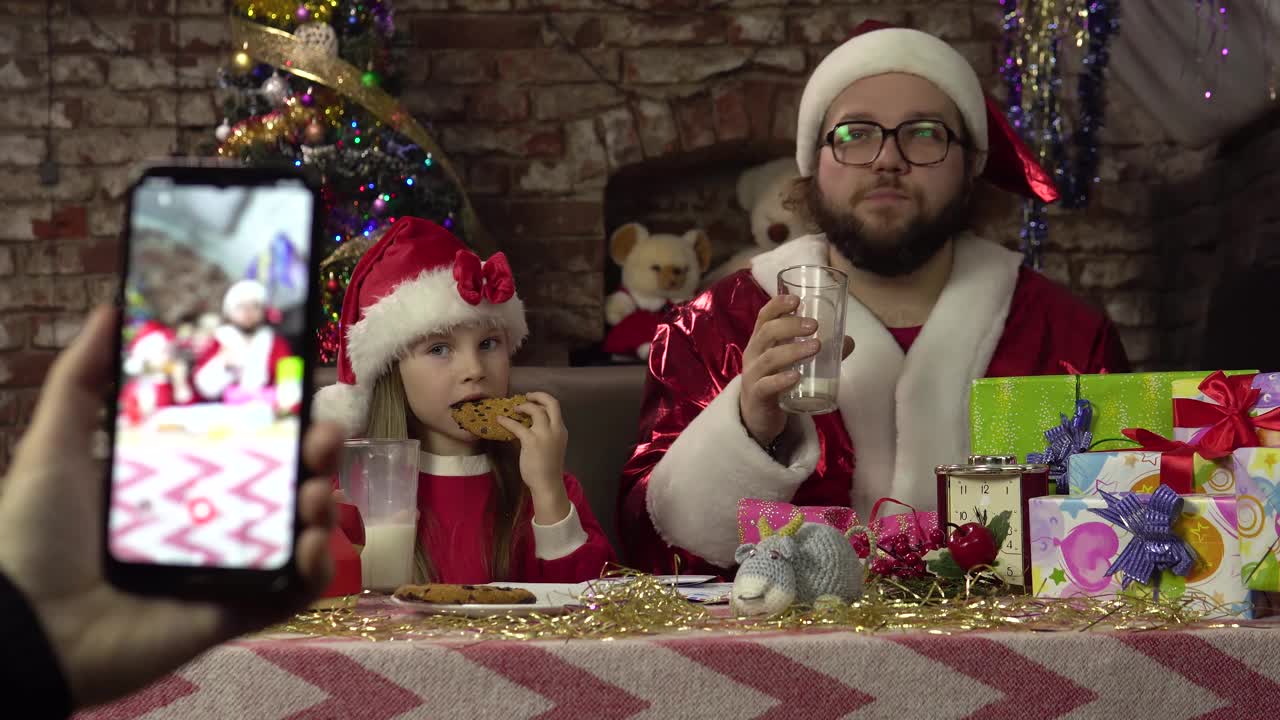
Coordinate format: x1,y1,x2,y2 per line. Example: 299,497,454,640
103,164,322,598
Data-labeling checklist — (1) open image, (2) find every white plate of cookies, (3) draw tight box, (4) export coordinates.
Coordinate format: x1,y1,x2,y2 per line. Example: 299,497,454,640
391,582,588,616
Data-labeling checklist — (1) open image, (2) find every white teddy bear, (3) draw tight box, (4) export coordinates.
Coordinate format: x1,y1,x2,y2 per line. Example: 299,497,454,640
700,157,807,289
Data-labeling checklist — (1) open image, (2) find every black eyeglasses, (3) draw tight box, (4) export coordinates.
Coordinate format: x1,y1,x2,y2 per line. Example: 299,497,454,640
823,120,968,167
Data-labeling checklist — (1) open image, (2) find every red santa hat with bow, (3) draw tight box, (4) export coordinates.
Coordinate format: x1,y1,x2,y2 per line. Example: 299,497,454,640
796,19,1059,203
313,217,528,436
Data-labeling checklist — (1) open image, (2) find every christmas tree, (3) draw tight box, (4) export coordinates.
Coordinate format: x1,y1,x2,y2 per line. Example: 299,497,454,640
211,1,489,364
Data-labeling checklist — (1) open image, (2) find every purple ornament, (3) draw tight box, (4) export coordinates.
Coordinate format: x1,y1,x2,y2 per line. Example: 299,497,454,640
296,5,311,22
371,197,387,215
299,92,314,107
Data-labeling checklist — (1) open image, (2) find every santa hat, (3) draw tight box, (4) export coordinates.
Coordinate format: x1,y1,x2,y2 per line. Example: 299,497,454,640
223,279,268,315
124,321,175,374
312,217,528,436
795,20,1059,203
129,321,175,355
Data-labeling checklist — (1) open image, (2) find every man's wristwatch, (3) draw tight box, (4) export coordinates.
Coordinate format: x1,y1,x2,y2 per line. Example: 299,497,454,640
740,405,782,459
760,433,782,459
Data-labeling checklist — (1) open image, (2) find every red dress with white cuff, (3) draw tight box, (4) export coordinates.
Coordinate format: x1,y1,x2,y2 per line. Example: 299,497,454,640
416,452,615,583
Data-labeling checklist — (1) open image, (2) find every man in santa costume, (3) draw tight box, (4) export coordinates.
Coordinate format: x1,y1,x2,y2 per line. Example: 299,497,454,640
193,279,293,403
617,21,1131,574
118,321,193,425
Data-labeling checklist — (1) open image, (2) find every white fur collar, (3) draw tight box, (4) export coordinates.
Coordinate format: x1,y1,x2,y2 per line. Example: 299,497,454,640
418,451,492,477
215,324,276,390
749,232,1021,515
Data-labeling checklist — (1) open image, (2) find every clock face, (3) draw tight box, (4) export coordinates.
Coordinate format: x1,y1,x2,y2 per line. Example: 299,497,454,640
946,473,1025,586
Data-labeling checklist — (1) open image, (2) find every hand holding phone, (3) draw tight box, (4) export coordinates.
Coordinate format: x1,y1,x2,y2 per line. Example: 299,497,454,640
0,306,341,709
104,165,325,598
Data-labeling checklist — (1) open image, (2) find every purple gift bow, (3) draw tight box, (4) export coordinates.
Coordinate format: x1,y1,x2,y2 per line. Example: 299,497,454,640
1086,485,1196,600
1028,398,1094,489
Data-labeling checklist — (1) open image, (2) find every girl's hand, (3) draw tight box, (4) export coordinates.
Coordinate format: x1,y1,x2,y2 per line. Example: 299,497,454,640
496,391,571,524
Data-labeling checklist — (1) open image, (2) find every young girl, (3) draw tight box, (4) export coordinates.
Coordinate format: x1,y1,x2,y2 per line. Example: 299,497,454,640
313,217,614,584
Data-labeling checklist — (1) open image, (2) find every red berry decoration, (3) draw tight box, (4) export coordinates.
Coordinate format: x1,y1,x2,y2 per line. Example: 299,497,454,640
850,532,870,558
946,522,998,571
870,557,896,575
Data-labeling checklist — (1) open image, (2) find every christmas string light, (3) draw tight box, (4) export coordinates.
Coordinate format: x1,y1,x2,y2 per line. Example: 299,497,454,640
216,2,477,364
1190,1,1269,103
215,95,331,154
233,1,338,29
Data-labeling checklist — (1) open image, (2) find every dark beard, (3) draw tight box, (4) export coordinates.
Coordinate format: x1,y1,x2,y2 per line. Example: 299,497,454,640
808,180,970,278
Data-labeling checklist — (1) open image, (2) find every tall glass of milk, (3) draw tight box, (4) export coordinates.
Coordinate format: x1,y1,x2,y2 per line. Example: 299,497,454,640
776,265,848,415
339,438,420,592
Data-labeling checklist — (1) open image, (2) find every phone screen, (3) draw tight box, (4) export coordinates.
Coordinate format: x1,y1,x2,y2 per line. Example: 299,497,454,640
108,173,314,571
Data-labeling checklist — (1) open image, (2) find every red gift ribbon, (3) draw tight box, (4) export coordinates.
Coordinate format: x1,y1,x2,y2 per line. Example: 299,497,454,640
1172,371,1280,455
868,497,939,549
1059,361,1109,375
1119,427,1230,494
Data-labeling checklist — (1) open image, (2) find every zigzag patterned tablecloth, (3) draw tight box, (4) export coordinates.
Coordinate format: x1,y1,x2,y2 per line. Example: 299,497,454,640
110,411,299,570
76,619,1280,719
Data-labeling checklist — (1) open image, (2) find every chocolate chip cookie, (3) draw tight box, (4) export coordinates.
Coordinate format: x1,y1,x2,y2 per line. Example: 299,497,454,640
449,394,532,442
393,583,537,605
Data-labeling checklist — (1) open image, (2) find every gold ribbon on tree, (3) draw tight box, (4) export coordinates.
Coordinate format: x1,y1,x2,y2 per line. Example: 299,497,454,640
229,16,494,256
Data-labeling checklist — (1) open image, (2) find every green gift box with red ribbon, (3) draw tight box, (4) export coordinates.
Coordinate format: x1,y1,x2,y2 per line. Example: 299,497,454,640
969,370,1256,474
1061,371,1278,498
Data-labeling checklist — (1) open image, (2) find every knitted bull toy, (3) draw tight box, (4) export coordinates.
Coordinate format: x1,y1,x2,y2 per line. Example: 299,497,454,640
730,513,863,617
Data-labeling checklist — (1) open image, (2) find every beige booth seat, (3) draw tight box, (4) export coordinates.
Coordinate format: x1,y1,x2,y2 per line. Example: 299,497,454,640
312,365,649,553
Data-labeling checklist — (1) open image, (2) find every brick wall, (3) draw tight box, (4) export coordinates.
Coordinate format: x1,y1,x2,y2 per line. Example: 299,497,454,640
1149,111,1280,372
0,0,1216,473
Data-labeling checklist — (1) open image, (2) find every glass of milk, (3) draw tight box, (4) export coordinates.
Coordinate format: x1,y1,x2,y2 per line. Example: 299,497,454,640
339,438,420,592
776,265,848,415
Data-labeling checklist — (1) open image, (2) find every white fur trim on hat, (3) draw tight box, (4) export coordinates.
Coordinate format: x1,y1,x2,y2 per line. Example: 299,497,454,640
312,382,371,437
223,279,268,315
345,266,529,386
795,28,988,177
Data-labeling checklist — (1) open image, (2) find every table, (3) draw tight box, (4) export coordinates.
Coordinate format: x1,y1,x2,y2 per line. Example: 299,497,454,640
76,601,1280,719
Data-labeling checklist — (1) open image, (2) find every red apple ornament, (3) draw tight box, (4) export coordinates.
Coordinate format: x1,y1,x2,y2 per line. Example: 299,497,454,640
946,522,998,571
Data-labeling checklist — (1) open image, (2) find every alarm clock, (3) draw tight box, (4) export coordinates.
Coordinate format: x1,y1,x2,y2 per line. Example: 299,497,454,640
935,455,1050,587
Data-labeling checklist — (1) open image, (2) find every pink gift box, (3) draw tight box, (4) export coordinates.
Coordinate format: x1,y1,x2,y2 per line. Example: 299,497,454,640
737,499,859,547
224,386,277,406
869,504,943,551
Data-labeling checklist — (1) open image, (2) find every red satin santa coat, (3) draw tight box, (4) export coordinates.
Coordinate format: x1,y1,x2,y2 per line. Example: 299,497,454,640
617,237,1129,576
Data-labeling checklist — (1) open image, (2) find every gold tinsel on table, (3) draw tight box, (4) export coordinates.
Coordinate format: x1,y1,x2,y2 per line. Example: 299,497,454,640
270,569,1265,643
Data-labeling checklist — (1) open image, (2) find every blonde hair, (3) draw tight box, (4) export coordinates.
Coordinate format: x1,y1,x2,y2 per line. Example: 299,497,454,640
364,366,528,583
